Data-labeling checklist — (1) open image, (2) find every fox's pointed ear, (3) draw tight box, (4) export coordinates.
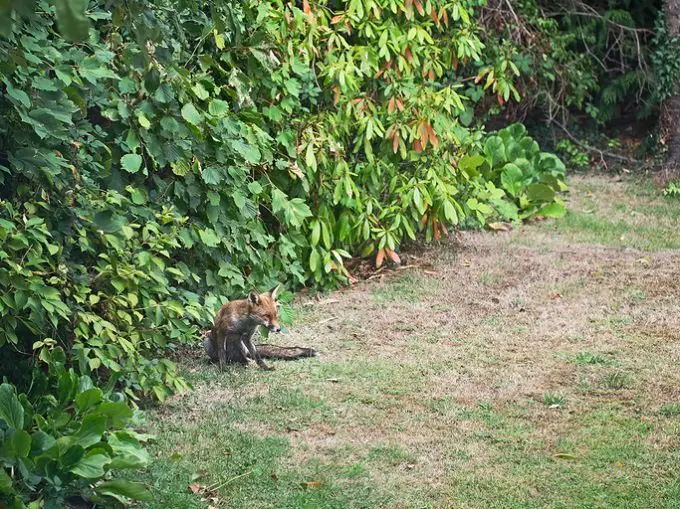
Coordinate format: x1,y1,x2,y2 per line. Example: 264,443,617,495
268,284,281,300
248,291,259,305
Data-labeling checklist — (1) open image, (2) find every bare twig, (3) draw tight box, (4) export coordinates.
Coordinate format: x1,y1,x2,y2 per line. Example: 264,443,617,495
551,119,640,164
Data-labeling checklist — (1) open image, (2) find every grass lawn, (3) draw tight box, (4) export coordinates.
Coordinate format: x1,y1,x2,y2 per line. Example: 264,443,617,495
136,174,680,508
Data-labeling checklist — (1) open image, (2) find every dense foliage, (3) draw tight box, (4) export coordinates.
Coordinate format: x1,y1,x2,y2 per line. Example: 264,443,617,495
479,1,665,131
0,0,572,506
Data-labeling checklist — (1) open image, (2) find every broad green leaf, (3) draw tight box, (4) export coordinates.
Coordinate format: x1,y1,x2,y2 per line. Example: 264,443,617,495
30,431,56,455
0,429,31,459
181,103,202,125
538,202,567,218
309,249,320,272
0,468,12,494
526,183,555,202
97,401,133,428
0,383,24,430
54,0,90,41
96,480,153,503
483,136,505,167
70,452,111,478
120,154,142,174
500,163,524,197
107,432,149,469
208,99,229,117
75,387,103,412
231,140,261,164
74,414,106,449
201,166,222,185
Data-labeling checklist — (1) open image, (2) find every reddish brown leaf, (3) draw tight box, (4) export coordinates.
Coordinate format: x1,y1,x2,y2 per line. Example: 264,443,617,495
332,85,340,105
440,221,448,237
405,47,412,63
442,9,449,25
428,69,435,80
421,214,428,228
431,7,439,24
420,122,429,150
405,0,413,15
302,481,323,488
387,97,395,114
413,139,423,153
497,94,504,106
330,15,342,23
428,124,439,149
452,54,458,69
386,249,401,265
393,133,399,154
302,0,311,15
396,99,404,111
375,249,385,268
433,220,441,241
414,0,425,16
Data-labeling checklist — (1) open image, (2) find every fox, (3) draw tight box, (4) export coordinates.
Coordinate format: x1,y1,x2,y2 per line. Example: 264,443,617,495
205,286,281,371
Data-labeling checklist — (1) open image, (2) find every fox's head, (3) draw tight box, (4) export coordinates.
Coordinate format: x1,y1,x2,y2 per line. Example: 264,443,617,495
247,285,281,333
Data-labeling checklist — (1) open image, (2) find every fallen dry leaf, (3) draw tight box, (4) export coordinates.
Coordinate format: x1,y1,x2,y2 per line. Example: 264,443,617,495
188,483,201,494
423,270,438,275
488,222,511,232
550,292,562,300
302,481,323,488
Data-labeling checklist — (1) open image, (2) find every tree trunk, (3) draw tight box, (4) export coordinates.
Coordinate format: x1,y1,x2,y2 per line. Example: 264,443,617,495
662,0,680,171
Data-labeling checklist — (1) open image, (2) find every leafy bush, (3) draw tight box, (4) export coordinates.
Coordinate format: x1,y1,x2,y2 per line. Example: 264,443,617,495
0,349,151,508
663,181,680,197
0,0,565,399
483,124,568,220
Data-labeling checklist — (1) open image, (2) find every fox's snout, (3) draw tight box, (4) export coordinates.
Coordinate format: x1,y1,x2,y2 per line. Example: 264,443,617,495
268,324,281,333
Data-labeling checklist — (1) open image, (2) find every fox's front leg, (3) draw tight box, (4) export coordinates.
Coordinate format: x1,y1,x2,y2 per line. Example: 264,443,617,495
215,331,227,372
243,333,273,371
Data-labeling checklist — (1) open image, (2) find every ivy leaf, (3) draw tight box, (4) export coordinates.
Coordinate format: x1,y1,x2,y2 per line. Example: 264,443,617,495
55,0,91,41
120,154,142,174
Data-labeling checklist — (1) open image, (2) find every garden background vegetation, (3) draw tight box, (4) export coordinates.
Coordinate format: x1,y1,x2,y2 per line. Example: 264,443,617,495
0,0,673,506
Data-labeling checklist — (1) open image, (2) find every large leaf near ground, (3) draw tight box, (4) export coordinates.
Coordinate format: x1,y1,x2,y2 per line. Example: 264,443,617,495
526,183,556,202
70,452,111,478
96,480,153,503
500,163,524,197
